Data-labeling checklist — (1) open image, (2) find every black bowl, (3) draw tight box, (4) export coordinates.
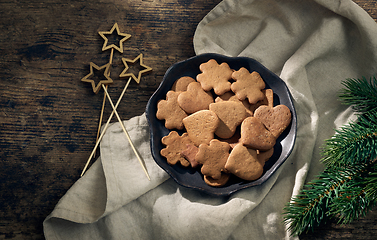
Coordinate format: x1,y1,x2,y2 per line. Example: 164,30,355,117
146,53,297,196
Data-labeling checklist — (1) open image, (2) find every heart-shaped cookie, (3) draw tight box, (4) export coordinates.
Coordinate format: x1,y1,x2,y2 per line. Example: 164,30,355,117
178,82,214,114
254,105,291,138
240,117,276,151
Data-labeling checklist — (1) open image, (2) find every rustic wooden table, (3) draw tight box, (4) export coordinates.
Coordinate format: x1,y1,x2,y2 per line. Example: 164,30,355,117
1,0,376,239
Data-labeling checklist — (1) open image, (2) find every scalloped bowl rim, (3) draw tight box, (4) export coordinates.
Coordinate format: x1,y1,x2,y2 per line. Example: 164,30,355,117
146,53,297,196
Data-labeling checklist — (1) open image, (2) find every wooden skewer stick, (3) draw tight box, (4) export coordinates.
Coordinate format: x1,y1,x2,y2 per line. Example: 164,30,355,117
101,84,150,181
109,48,114,64
96,85,108,142
81,77,132,177
96,48,114,143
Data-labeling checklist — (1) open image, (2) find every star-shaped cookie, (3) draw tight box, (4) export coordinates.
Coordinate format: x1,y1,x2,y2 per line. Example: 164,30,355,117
119,54,152,83
81,62,113,94
98,23,131,53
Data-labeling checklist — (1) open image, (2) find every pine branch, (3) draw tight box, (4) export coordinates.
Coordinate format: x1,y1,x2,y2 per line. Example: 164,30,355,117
283,166,363,236
321,112,377,167
339,76,377,113
328,162,377,224
283,75,377,236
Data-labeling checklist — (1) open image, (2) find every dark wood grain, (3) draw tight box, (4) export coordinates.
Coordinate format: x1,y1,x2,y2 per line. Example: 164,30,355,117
0,0,376,239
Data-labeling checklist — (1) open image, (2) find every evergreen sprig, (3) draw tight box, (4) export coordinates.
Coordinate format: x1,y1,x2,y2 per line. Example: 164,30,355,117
283,76,377,236
328,162,377,224
283,164,371,235
321,112,377,167
339,76,377,113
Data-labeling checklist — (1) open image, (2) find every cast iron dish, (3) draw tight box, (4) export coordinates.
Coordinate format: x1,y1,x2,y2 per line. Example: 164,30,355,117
146,53,297,196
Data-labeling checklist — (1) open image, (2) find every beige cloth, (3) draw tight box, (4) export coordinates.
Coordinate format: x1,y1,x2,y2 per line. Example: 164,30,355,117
44,0,377,239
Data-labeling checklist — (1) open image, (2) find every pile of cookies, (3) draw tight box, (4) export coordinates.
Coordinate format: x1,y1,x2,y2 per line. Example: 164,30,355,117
156,59,291,187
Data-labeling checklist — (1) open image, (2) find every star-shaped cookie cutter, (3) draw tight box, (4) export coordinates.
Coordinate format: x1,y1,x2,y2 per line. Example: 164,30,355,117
98,23,131,53
119,54,152,83
81,62,113,94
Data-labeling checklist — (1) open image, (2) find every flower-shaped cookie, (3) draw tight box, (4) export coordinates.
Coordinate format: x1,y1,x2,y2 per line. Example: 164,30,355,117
160,131,192,167
156,91,187,130
196,59,233,95
231,68,266,104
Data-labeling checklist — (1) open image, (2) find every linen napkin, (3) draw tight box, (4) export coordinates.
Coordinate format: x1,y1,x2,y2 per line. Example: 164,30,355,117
44,0,377,239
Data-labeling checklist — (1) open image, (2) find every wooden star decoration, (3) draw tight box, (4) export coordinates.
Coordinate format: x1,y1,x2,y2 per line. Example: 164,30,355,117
119,54,152,83
98,23,131,53
81,62,113,94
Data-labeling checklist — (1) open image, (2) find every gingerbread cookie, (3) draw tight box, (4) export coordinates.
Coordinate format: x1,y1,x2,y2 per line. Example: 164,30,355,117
215,91,253,116
209,101,248,139
177,81,214,114
204,173,230,187
225,144,264,181
180,143,200,168
231,68,266,104
196,59,233,95
156,91,188,130
240,117,276,151
249,89,274,113
182,110,219,146
218,131,241,149
257,148,274,162
160,131,192,167
254,105,291,138
156,59,293,187
171,76,196,92
195,139,230,180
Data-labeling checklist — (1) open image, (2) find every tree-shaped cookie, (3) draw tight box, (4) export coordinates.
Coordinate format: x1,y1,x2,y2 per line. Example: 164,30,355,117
215,91,253,116
196,59,233,95
160,131,191,167
209,101,248,139
231,68,266,104
195,139,230,180
177,81,214,114
156,91,188,130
